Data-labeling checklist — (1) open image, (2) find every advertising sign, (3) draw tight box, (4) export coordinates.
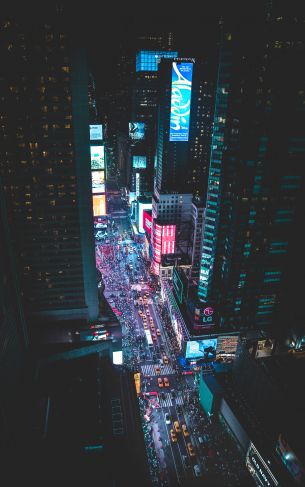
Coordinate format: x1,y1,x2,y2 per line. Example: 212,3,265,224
255,339,275,359
185,338,217,360
90,124,103,141
169,62,193,142
133,156,147,169
136,172,140,197
90,146,104,170
143,210,152,235
246,442,279,487
172,267,183,304
129,122,145,140
113,350,123,365
161,225,176,254
91,170,105,193
216,335,239,357
138,202,152,233
134,373,141,395
92,194,106,217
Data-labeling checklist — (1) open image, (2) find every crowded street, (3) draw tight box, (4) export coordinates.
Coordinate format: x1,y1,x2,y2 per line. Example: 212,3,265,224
94,213,254,486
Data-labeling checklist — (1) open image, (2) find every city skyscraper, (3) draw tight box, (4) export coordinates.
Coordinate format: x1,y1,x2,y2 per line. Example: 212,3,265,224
0,15,99,322
198,11,305,334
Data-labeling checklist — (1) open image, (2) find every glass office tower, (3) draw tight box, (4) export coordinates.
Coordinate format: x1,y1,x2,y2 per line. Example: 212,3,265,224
0,16,98,322
198,12,305,333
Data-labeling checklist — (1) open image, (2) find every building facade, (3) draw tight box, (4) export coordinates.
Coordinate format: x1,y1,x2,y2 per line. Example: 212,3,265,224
0,18,99,322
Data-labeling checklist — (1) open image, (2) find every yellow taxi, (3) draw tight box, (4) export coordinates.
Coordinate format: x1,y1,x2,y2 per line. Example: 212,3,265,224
162,356,169,364
170,429,177,443
155,366,161,375
174,421,181,433
187,442,195,457
182,424,189,437
157,378,163,388
143,323,148,330
163,377,170,388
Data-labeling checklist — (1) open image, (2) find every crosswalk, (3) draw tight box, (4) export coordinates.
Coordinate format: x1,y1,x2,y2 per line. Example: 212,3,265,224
158,392,184,408
141,363,176,377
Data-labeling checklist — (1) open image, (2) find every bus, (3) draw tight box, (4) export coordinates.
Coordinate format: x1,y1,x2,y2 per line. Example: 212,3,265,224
144,329,153,347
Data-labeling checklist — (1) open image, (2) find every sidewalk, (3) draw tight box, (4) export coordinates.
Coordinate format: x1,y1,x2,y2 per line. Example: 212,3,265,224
151,421,166,469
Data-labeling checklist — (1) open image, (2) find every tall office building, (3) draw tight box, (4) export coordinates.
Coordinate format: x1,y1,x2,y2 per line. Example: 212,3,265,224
198,10,305,334
129,38,178,200
0,177,31,471
0,15,99,322
155,57,214,195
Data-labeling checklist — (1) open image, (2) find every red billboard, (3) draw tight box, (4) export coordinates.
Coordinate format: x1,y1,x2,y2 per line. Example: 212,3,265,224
143,210,152,235
152,222,176,275
161,225,176,254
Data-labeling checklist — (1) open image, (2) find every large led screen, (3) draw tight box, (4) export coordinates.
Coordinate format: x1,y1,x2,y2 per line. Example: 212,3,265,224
129,122,145,140
132,156,147,169
91,170,105,193
185,338,217,360
169,62,193,142
93,194,106,217
143,210,152,235
90,125,103,141
90,146,104,170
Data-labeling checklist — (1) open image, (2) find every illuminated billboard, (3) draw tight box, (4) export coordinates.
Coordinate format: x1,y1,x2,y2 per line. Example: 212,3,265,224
216,335,239,357
132,155,147,169
246,442,279,487
161,225,176,254
143,210,152,235
185,338,217,360
90,125,103,141
255,339,275,358
91,170,105,193
172,267,183,304
129,122,145,140
169,62,193,142
138,202,152,233
276,434,305,485
92,194,106,217
90,146,104,170
136,50,178,72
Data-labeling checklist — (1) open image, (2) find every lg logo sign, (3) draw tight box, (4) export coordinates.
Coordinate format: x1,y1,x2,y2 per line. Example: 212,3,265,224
202,307,214,324
203,307,214,316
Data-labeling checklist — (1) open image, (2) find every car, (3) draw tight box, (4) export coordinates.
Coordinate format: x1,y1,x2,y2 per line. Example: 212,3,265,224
163,377,170,387
150,324,155,332
143,324,148,330
157,378,163,388
152,334,157,341
182,424,189,437
162,356,169,364
138,310,142,316
155,366,161,375
173,421,181,433
170,429,177,443
165,413,171,425
187,442,195,457
182,455,191,469
156,329,161,336
146,310,150,315
193,465,201,477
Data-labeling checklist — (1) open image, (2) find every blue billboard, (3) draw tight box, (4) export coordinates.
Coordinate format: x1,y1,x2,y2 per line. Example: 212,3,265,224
132,156,147,169
169,62,193,142
129,122,145,140
136,50,178,72
185,338,217,360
